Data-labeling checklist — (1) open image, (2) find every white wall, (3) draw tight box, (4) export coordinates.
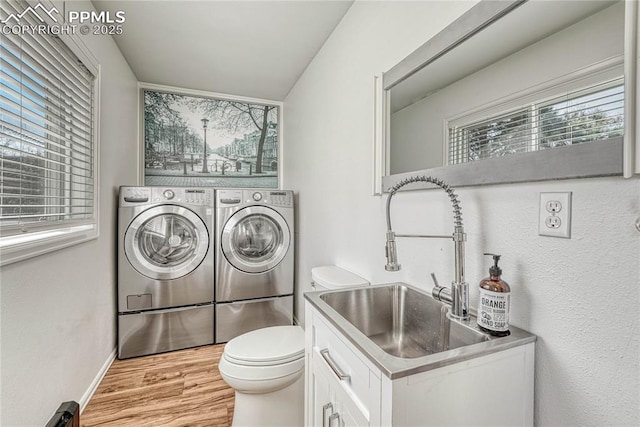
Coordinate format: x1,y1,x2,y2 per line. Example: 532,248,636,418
0,2,139,424
284,1,639,426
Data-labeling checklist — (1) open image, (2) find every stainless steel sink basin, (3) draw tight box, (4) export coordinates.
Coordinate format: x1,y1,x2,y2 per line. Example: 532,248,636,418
319,283,489,359
305,282,536,379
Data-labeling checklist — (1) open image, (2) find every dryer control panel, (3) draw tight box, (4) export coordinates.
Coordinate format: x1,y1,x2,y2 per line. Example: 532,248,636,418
217,189,294,207
266,191,293,207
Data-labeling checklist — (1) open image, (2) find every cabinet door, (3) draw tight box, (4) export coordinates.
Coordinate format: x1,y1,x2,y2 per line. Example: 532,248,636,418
306,305,382,427
309,354,333,427
332,382,370,427
310,347,370,427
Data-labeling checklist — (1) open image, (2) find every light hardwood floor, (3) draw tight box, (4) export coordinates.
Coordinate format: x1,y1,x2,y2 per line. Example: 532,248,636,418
81,345,235,426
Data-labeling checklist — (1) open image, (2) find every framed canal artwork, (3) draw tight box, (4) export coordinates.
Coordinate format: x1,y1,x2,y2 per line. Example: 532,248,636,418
142,86,280,188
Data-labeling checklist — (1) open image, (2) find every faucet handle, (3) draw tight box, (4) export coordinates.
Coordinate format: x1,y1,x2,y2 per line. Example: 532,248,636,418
430,273,440,287
431,272,454,304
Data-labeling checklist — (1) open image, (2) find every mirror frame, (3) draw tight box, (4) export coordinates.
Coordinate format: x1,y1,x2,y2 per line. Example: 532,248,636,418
375,0,636,195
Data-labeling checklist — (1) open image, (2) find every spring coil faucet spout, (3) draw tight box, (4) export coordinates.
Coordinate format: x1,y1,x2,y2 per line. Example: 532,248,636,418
384,175,469,320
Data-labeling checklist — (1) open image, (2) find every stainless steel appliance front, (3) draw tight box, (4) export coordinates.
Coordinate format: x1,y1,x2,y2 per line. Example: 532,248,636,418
215,189,295,342
118,304,214,359
216,295,293,343
118,186,214,358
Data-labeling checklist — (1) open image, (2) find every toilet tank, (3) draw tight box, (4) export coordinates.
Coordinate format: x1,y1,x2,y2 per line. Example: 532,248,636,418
311,266,369,291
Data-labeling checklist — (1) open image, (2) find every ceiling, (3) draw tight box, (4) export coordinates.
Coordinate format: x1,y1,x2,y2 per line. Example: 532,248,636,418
91,0,354,101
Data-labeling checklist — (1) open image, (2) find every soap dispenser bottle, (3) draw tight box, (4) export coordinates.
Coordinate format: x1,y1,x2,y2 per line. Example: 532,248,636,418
477,253,510,336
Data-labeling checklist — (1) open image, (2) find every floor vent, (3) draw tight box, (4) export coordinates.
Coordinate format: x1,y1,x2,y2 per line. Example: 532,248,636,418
45,401,79,427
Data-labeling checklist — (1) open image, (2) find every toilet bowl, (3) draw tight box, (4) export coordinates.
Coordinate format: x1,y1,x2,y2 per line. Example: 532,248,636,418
219,325,305,427
219,266,369,427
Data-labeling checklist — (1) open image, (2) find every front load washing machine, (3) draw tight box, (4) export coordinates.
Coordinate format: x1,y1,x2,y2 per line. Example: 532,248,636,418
118,186,215,358
215,189,294,343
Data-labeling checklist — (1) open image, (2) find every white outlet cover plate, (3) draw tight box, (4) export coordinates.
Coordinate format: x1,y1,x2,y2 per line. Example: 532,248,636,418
539,192,572,238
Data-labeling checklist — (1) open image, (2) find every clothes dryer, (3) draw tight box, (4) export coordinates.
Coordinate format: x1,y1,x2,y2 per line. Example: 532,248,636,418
215,189,294,343
118,186,214,358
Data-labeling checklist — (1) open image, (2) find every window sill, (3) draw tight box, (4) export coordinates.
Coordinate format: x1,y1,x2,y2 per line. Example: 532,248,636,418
0,225,98,267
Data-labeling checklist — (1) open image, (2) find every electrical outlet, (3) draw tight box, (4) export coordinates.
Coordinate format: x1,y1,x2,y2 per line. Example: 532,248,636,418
545,216,561,228
545,200,562,213
539,192,571,238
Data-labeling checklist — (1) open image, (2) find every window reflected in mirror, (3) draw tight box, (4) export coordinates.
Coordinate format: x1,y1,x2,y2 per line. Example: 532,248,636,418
447,80,624,165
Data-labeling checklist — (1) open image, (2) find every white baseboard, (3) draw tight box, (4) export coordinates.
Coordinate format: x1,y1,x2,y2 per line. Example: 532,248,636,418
79,347,117,413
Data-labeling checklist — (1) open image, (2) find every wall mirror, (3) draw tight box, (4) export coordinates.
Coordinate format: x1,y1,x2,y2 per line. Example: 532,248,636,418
376,0,638,193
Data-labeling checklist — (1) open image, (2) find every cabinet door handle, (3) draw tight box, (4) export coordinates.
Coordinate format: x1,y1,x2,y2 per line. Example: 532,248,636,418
322,402,333,427
320,348,350,381
329,412,341,427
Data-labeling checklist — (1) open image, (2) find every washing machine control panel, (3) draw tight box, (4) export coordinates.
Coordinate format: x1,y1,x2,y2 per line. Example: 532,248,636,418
183,189,213,205
145,187,214,205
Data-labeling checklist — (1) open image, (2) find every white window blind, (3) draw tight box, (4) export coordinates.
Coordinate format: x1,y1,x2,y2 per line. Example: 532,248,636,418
448,80,624,165
0,0,96,237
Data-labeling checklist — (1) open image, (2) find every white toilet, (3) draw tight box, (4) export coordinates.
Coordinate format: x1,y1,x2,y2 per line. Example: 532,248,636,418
309,265,370,293
218,266,369,427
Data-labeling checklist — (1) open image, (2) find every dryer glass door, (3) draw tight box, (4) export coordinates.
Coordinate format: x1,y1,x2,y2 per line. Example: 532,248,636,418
221,206,290,273
125,206,209,280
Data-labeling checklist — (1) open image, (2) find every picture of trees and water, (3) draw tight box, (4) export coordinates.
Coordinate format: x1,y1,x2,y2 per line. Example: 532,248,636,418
143,89,279,188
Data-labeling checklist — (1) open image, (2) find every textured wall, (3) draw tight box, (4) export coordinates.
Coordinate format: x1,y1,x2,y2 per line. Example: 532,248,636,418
0,1,138,424
284,1,640,425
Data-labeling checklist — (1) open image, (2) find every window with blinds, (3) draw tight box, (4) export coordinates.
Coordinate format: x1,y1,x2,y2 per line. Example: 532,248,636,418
448,80,624,165
0,1,96,239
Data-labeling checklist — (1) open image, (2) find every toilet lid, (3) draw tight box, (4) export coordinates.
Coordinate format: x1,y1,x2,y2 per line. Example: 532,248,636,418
224,325,304,366
311,266,369,289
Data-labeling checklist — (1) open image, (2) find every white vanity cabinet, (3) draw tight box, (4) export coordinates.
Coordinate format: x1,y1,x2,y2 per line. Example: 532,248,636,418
305,301,535,427
306,303,382,426
381,344,535,426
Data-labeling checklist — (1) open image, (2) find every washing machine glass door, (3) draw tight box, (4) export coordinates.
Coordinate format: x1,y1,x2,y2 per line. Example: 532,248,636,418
125,205,209,280
221,206,290,273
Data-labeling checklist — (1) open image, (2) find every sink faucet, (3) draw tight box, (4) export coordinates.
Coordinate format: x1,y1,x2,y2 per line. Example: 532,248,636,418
384,175,469,320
